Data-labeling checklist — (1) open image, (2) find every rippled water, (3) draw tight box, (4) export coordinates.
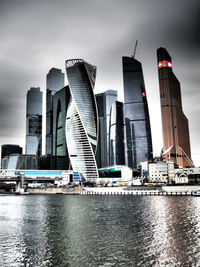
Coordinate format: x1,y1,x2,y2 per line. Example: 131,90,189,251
0,195,200,266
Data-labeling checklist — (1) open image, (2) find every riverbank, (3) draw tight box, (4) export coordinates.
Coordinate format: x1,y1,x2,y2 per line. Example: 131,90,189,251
1,185,200,195
27,187,80,194
81,185,200,196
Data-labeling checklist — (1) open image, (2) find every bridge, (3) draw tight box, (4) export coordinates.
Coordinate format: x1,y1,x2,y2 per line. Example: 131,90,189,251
0,169,73,193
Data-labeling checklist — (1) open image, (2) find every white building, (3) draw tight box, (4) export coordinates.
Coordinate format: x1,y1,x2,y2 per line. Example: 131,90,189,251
148,159,175,183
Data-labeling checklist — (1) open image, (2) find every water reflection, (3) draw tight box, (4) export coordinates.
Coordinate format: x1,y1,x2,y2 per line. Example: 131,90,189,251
0,195,200,266
145,196,200,266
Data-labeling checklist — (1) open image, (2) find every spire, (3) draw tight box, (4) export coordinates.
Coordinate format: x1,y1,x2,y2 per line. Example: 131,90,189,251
131,40,138,58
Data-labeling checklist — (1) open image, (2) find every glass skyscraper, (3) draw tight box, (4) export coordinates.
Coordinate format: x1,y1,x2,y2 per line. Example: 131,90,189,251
122,56,153,168
26,87,42,156
95,90,117,168
65,59,98,181
46,68,64,155
157,47,193,168
109,101,125,166
52,86,70,170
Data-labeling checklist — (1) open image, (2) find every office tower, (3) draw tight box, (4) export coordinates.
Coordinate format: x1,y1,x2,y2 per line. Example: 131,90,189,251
122,56,153,168
95,90,118,168
157,47,193,168
1,144,22,168
65,59,99,181
46,68,64,155
26,87,42,156
52,86,70,170
109,101,125,166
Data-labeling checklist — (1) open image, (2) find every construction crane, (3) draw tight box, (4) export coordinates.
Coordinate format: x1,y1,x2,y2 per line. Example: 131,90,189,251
131,40,138,58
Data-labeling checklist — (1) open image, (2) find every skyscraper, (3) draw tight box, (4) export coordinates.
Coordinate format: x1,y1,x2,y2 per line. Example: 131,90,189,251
157,47,193,168
65,59,99,181
26,87,42,156
123,56,153,168
52,86,70,170
109,101,125,166
95,90,118,168
46,68,64,155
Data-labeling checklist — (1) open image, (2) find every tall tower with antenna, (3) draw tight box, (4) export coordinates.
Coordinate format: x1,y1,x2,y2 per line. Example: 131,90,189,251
122,42,153,168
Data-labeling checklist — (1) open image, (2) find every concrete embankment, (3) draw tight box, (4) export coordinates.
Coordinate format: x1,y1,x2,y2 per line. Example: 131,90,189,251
27,187,80,194
2,185,200,196
162,185,200,193
81,185,200,196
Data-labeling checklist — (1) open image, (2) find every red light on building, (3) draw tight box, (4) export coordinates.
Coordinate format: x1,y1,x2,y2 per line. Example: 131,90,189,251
158,61,172,69
167,61,172,67
142,92,146,97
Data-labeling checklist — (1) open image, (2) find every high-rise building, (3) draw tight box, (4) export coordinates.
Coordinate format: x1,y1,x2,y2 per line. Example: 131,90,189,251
46,68,64,155
1,144,22,168
95,90,117,168
65,59,99,181
157,47,193,168
109,101,125,166
122,56,153,168
26,87,42,156
52,86,70,170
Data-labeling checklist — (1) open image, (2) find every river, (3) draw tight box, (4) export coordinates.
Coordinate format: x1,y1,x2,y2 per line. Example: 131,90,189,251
0,195,200,266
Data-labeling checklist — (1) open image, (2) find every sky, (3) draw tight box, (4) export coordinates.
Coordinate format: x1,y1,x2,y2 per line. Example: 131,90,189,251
0,0,199,166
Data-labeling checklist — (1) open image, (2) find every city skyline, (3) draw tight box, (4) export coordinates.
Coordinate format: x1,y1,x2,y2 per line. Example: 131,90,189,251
0,0,199,166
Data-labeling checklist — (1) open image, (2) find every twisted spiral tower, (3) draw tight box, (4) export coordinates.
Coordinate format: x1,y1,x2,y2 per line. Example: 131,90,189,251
65,59,99,181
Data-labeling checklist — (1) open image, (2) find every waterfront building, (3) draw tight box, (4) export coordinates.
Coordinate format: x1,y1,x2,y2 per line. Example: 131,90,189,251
157,47,193,168
95,90,118,168
148,159,175,184
46,68,64,155
175,167,200,184
52,86,70,170
109,101,125,166
122,56,153,168
98,165,133,181
140,161,149,178
65,59,99,181
1,144,22,168
26,87,42,156
6,154,38,170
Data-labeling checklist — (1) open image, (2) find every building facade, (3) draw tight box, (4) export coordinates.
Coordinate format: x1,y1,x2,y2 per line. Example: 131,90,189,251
46,68,64,155
5,154,38,170
52,86,70,170
1,144,22,169
95,90,118,168
65,59,99,181
157,47,193,168
122,56,153,168
26,87,42,156
148,159,175,183
109,101,125,166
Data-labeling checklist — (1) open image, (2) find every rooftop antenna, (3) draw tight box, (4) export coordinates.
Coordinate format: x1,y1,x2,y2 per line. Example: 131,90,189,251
131,40,138,58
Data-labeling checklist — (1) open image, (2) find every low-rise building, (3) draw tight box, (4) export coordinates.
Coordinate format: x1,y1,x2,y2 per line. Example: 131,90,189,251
175,167,200,184
148,159,175,183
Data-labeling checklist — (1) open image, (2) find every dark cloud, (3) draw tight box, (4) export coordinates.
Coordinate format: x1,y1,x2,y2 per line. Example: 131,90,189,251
0,0,199,165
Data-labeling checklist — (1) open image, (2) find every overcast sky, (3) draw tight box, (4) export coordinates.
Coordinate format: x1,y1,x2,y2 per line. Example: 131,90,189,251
0,0,199,166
